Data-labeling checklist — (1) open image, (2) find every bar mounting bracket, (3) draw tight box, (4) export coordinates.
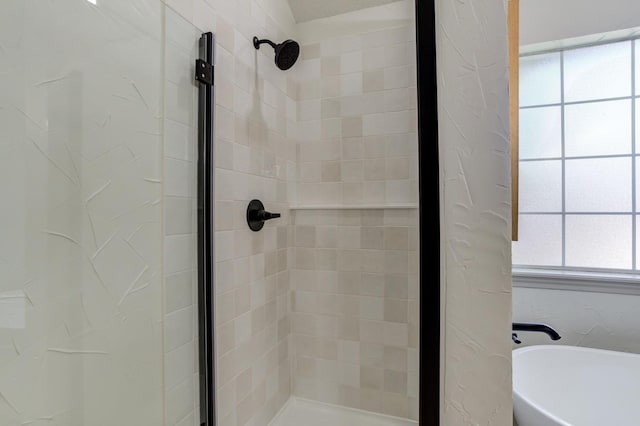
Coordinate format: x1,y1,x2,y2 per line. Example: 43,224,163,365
195,59,214,86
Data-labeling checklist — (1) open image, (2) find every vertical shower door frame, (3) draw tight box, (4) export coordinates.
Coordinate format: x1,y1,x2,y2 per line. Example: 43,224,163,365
196,32,216,426
416,0,441,424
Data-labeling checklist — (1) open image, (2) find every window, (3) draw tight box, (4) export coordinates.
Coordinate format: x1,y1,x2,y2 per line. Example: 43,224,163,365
513,39,640,273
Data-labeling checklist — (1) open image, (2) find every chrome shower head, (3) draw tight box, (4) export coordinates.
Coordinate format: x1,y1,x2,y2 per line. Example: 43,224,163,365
253,37,300,71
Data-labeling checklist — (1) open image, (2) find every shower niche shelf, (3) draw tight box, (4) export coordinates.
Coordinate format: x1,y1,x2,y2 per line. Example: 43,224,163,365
290,204,418,210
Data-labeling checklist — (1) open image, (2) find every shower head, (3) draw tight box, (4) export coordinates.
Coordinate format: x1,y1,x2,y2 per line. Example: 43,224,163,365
253,37,300,71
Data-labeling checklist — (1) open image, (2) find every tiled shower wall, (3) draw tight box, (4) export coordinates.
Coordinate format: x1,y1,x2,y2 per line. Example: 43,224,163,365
294,17,418,206
291,209,420,419
161,0,298,425
288,3,420,421
211,5,297,425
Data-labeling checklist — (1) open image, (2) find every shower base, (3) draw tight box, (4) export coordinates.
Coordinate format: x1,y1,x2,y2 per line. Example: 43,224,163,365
268,397,418,426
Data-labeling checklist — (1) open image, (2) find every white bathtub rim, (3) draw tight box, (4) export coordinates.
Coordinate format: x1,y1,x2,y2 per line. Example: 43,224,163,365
513,344,640,426
513,343,640,359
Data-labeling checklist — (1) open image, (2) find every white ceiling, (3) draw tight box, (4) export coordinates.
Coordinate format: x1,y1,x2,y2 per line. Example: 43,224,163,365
288,0,404,23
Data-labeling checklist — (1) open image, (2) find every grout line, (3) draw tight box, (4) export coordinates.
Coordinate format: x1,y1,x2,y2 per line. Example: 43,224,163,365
520,212,635,216
560,50,567,267
521,94,633,109
291,204,418,210
521,153,637,162
632,39,637,271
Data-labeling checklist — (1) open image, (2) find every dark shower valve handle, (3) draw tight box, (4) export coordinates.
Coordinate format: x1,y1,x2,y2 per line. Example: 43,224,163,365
257,210,281,221
247,199,281,232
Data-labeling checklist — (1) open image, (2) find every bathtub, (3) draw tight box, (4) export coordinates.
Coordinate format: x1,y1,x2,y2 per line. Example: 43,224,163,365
513,345,640,426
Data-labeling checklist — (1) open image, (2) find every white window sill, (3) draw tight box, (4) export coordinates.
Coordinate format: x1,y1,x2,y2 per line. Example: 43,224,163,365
513,267,640,295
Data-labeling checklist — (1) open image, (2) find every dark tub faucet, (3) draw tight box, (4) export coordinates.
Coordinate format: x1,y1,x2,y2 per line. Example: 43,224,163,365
512,323,561,344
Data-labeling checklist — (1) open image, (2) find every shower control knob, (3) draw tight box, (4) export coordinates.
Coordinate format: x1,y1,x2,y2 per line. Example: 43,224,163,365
246,199,281,232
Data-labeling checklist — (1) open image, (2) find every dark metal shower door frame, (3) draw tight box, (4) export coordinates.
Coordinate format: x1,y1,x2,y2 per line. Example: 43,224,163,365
195,32,216,426
194,0,441,421
415,0,441,424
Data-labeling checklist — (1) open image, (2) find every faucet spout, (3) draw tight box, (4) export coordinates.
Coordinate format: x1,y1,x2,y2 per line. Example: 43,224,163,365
512,323,561,341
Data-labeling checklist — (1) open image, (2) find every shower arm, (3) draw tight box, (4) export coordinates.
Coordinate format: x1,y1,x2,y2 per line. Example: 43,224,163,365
253,37,277,50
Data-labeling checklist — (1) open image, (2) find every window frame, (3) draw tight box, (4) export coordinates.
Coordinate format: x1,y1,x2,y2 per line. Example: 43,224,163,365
514,34,640,294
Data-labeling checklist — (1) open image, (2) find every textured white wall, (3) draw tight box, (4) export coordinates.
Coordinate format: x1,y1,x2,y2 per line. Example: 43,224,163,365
521,0,640,46
162,9,200,426
0,1,165,424
513,287,640,353
297,0,415,43
436,0,513,423
288,0,402,23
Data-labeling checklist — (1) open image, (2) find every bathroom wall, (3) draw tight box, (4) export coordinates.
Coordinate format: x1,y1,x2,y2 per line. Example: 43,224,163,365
288,1,420,420
0,1,165,424
290,208,420,419
293,1,418,207
513,284,640,353
521,0,640,46
161,0,298,425
514,0,640,355
0,1,426,425
514,288,640,353
436,0,513,424
162,9,200,426
210,3,297,425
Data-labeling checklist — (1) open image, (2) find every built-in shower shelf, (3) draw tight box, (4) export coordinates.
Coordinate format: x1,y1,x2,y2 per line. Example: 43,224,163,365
290,204,418,210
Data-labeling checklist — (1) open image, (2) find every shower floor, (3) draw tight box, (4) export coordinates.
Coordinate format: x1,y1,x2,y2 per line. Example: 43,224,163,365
268,398,418,426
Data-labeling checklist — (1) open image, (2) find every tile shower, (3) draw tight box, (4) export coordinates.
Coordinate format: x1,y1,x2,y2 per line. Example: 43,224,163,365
285,9,419,421
0,0,419,425
290,208,419,418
